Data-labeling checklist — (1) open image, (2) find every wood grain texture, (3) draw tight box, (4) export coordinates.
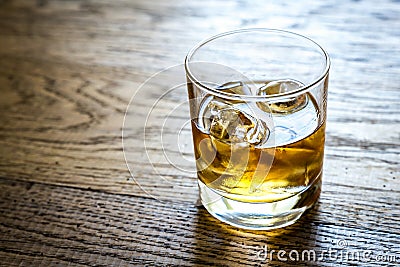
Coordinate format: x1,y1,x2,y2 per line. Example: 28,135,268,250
0,0,399,266
0,179,399,267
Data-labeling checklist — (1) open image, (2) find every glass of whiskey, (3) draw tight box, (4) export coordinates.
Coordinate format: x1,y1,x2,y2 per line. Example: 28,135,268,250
185,29,330,230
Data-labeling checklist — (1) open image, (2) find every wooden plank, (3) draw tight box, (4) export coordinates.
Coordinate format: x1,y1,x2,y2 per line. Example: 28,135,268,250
0,179,399,266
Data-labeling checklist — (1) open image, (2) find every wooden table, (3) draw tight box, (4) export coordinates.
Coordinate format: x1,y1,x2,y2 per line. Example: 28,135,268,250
0,0,399,266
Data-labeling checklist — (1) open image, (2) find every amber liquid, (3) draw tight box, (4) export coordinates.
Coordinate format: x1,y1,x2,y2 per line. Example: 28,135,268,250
192,94,325,203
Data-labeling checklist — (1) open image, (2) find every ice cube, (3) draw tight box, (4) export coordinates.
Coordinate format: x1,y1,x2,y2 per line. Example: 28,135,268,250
197,96,224,133
261,79,303,95
198,81,271,146
197,94,251,134
197,95,217,133
209,101,269,146
256,79,308,114
216,81,252,95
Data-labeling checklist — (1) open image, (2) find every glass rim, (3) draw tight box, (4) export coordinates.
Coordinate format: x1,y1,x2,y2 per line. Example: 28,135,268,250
184,28,330,101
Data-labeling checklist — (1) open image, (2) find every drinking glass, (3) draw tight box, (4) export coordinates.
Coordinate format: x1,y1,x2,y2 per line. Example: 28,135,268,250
185,28,330,230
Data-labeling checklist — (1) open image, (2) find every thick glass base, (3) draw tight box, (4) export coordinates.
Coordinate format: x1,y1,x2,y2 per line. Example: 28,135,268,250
199,175,321,230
